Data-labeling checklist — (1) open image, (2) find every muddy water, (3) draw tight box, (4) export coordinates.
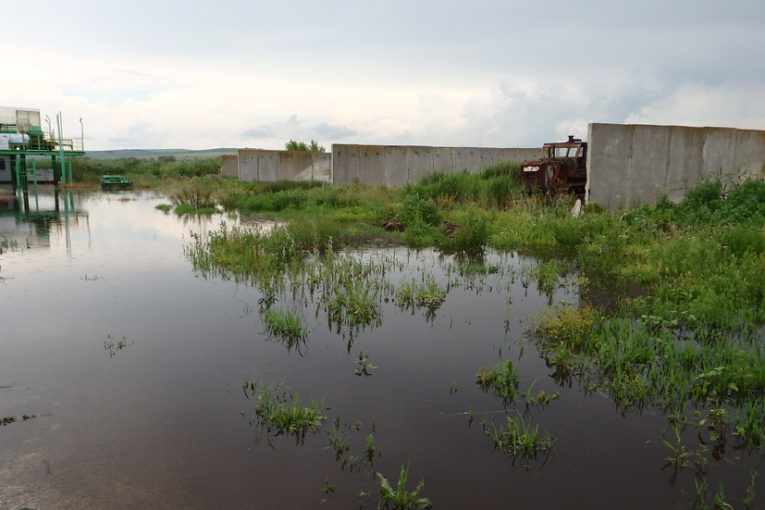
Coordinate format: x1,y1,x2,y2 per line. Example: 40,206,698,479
0,189,759,509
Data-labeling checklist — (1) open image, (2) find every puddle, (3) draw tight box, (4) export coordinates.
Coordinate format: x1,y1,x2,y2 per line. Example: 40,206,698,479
0,189,759,508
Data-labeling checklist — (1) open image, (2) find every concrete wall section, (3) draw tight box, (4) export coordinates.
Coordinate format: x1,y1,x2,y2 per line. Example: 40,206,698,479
236,150,331,183
331,144,540,186
238,150,261,181
587,123,765,209
220,154,238,177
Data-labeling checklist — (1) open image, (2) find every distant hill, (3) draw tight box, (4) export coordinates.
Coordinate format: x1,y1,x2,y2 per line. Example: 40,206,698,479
83,148,243,160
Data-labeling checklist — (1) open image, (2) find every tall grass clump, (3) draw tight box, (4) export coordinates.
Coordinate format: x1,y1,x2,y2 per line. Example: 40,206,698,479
286,216,343,254
168,178,218,212
400,193,440,226
437,206,490,253
186,223,304,281
406,164,521,209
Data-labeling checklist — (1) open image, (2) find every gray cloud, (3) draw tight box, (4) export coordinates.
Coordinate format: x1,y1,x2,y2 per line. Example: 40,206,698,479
10,0,764,150
312,122,358,140
242,128,274,138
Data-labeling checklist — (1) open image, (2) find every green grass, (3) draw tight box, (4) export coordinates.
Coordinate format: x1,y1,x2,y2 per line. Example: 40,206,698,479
395,276,447,313
376,463,432,510
327,279,381,331
487,414,554,459
242,380,325,443
475,360,520,401
71,156,220,184
263,308,308,354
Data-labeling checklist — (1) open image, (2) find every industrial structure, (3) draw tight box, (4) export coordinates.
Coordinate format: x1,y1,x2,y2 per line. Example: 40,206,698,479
0,106,84,188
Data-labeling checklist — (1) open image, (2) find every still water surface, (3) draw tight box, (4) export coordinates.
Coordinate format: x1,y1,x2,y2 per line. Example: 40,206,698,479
0,189,758,509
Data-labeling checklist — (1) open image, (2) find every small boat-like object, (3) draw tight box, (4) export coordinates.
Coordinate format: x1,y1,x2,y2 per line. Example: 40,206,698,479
100,175,133,190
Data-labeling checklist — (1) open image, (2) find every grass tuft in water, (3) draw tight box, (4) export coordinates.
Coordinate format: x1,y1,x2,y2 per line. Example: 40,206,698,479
395,275,447,314
242,380,325,443
376,463,432,510
327,280,381,331
475,360,520,401
487,414,554,459
263,308,308,353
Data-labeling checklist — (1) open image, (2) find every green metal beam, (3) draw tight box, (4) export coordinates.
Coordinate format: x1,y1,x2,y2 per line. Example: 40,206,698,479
57,113,66,184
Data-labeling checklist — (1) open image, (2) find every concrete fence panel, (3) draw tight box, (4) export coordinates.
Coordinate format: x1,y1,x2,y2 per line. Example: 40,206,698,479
236,149,332,183
238,150,260,181
385,146,408,187
433,147,454,174
358,146,386,185
587,123,765,209
406,146,434,183
332,144,538,186
220,154,238,177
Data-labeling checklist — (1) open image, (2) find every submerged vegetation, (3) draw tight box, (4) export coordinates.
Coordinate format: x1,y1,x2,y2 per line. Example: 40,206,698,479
180,168,765,506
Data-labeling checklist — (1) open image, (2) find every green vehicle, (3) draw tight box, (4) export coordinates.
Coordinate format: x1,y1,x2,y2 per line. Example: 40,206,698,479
100,175,132,190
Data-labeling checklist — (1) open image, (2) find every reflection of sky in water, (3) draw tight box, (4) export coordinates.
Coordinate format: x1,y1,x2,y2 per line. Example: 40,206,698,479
0,191,757,509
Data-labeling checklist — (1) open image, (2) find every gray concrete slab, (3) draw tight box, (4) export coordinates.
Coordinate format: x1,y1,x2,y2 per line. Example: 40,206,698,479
220,154,238,177
588,123,765,209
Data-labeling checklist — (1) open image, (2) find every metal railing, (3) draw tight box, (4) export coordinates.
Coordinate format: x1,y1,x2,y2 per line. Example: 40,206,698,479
6,137,83,153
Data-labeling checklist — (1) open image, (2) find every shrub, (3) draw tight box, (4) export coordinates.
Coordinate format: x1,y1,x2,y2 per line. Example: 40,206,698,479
401,193,440,226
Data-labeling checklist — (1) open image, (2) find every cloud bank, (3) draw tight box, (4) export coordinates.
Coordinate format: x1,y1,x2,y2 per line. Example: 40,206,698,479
3,0,763,150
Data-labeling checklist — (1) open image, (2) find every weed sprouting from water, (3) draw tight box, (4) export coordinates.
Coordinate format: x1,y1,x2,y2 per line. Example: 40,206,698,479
327,279,381,331
355,351,377,376
395,275,447,316
662,423,690,468
376,463,432,510
263,308,308,354
487,414,554,460
475,360,520,402
714,483,733,510
744,470,758,507
522,381,560,406
327,415,351,461
242,380,326,443
104,333,133,357
365,433,377,463
533,259,566,296
694,477,710,509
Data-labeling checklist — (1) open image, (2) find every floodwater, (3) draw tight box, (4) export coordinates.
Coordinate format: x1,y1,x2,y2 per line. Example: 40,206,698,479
0,187,761,509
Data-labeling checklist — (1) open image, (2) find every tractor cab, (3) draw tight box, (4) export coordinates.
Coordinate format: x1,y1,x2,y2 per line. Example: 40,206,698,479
519,135,587,198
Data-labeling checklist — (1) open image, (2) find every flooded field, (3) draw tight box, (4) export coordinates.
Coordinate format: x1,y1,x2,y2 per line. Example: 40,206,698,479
0,188,762,509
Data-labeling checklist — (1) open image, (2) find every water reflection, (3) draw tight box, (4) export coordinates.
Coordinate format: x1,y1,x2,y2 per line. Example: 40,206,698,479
0,184,89,253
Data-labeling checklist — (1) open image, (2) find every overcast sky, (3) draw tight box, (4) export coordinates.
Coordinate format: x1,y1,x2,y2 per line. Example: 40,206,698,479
4,0,764,151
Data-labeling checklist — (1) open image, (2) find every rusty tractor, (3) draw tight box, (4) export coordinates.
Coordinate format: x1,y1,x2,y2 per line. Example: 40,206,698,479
519,135,587,198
